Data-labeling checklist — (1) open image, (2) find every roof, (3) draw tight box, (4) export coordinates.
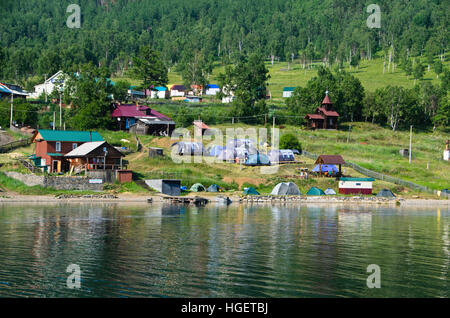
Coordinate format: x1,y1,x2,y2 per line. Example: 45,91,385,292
340,178,375,182
194,121,210,130
206,84,220,89
65,141,106,157
305,114,325,120
315,155,346,165
322,94,332,105
283,87,296,92
318,107,340,117
171,85,186,91
35,130,104,142
65,141,122,158
0,82,29,96
112,104,149,118
154,86,167,91
138,118,176,125
47,153,63,157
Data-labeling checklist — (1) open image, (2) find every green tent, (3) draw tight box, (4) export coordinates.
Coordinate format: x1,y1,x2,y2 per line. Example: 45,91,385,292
307,187,326,196
243,187,260,195
190,183,206,192
377,189,396,198
207,184,221,192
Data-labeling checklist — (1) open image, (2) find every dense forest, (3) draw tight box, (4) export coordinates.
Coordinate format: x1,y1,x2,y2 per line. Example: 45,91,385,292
0,0,448,84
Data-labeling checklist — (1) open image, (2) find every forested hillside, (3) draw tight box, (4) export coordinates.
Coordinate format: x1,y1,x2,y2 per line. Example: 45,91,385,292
0,0,448,83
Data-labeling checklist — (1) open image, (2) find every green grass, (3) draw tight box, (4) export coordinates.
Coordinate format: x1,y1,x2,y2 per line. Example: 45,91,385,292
114,56,447,101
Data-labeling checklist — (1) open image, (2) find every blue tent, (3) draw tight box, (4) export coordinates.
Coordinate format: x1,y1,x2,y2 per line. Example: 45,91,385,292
312,164,338,173
245,153,271,166
209,145,224,157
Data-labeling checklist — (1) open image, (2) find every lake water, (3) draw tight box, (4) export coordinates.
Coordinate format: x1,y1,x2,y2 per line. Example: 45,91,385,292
0,202,448,298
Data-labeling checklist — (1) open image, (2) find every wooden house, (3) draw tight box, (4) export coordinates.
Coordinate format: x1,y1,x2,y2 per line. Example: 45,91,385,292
31,130,104,173
65,141,125,172
305,92,340,129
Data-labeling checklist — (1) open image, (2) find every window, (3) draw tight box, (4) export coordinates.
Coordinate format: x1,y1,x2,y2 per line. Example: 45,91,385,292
56,142,61,152
356,183,361,186
72,143,77,150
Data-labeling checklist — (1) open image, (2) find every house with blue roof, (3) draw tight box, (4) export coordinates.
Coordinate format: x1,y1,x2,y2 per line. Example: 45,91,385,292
205,84,220,96
148,86,168,99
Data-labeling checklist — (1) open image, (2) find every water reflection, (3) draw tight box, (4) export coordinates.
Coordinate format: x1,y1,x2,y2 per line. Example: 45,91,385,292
0,203,448,297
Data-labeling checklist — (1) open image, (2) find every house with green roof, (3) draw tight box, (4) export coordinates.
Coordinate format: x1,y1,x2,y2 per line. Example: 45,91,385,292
31,130,104,173
283,87,296,98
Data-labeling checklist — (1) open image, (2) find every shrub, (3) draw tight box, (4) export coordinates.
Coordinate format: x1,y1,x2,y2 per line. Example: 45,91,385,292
280,133,302,152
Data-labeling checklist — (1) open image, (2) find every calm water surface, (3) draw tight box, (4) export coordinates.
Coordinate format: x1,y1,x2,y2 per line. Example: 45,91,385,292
0,202,448,297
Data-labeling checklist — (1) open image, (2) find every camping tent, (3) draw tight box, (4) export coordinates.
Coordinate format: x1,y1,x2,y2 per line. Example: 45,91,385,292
190,183,206,192
209,145,224,157
324,188,337,195
227,139,255,149
243,187,260,195
312,164,338,173
172,142,205,156
307,187,326,196
377,189,396,198
217,148,236,161
245,153,271,166
271,182,301,195
268,150,295,162
207,184,221,192
441,189,450,194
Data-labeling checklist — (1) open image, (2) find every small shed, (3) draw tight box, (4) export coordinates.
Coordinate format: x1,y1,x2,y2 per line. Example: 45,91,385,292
116,170,133,183
205,84,220,96
315,155,346,176
283,87,296,98
339,178,375,195
149,147,164,158
194,120,210,136
145,179,181,196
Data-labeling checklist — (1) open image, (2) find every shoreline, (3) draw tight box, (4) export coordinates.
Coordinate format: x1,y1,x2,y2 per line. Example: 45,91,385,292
0,193,448,206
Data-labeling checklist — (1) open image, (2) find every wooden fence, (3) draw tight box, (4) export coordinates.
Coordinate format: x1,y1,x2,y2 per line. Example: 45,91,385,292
302,150,449,198
0,138,32,153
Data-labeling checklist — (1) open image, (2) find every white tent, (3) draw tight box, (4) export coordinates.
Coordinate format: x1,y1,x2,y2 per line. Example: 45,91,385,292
324,188,337,195
271,182,301,195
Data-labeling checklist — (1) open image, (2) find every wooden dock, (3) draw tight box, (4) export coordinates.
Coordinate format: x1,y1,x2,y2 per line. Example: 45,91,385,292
162,196,210,206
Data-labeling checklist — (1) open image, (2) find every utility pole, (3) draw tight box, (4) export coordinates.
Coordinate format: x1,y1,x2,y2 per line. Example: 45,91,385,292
53,112,56,131
59,90,62,128
409,125,413,164
44,74,47,103
9,94,13,127
347,125,352,143
272,116,276,148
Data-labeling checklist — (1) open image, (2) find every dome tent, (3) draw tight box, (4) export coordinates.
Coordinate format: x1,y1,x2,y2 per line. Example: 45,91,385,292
190,183,206,192
312,164,338,173
243,187,260,195
209,145,224,157
325,188,337,195
307,187,326,196
207,184,221,192
271,182,301,195
244,153,271,166
377,189,396,198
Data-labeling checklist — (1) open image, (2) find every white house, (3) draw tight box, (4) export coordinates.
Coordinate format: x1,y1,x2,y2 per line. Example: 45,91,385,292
339,178,375,195
283,87,296,98
150,87,168,99
170,85,186,97
205,84,220,96
30,71,67,99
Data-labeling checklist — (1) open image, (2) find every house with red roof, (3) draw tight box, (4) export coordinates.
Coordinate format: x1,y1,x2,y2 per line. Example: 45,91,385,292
305,92,340,129
112,103,176,136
